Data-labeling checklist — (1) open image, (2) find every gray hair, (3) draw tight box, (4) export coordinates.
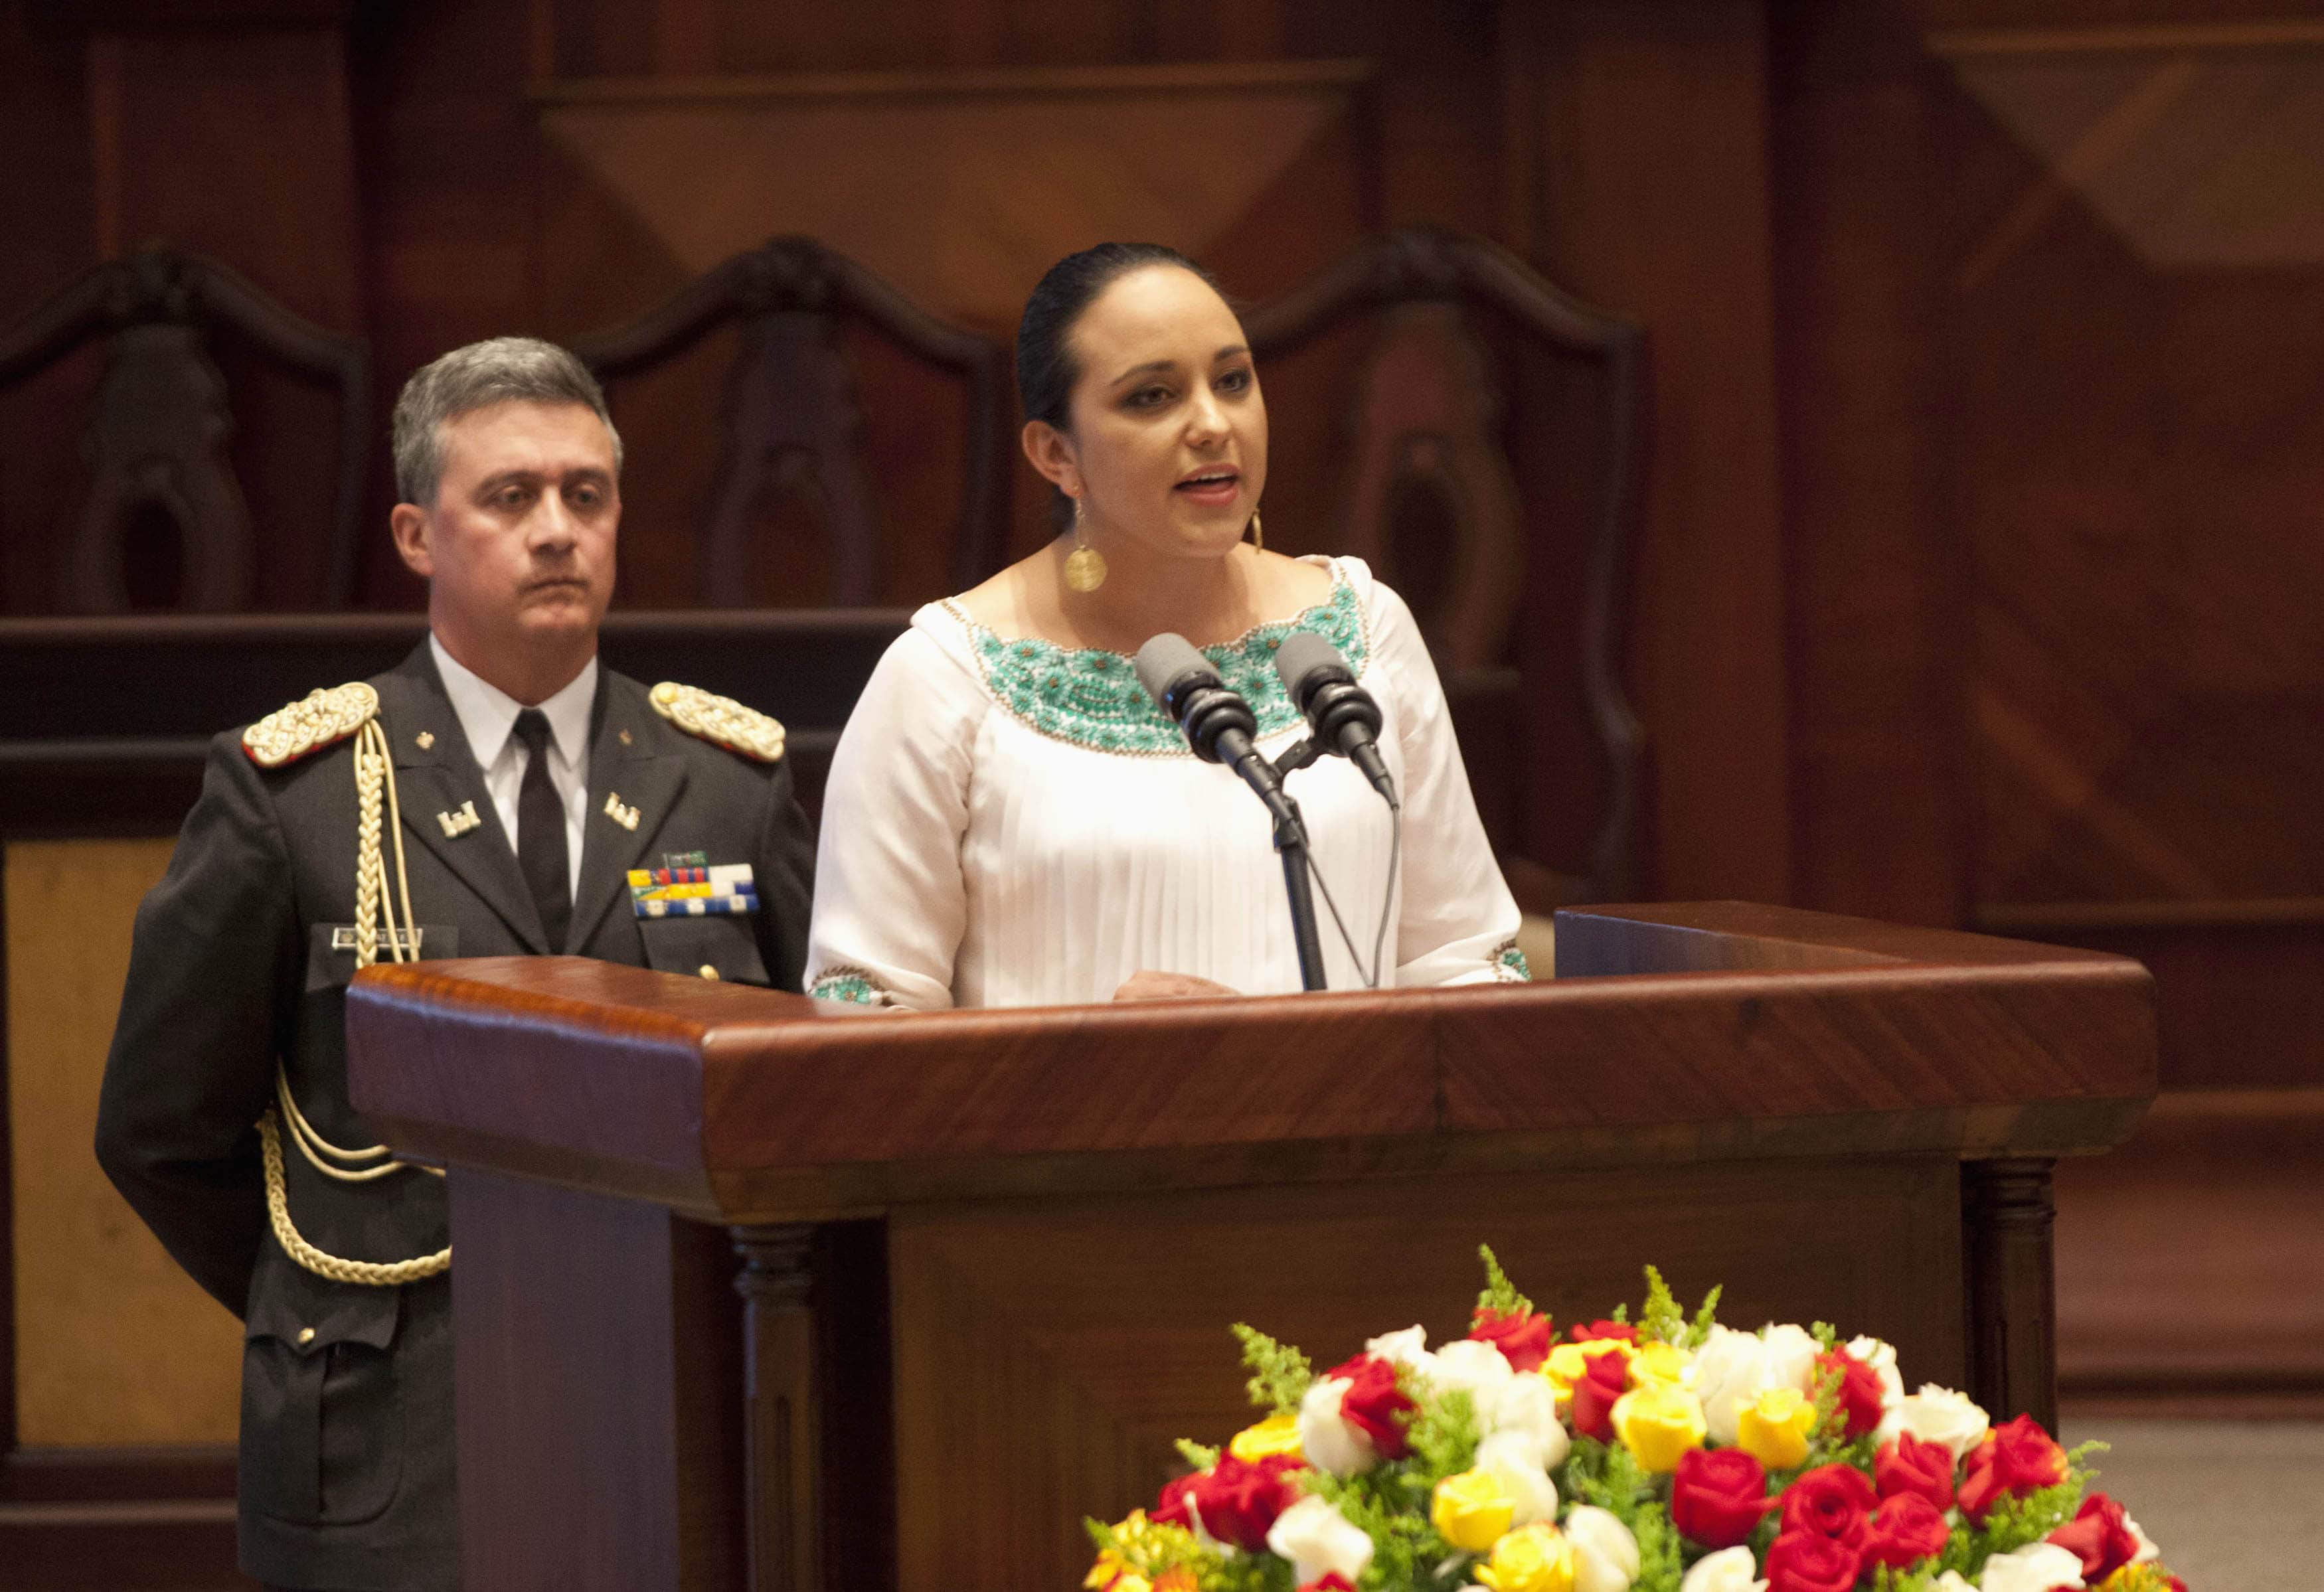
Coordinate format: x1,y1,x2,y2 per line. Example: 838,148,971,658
391,336,623,507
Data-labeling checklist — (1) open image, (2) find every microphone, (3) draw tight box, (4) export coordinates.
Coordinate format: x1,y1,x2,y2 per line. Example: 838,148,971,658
1134,633,1303,837
1273,632,1397,805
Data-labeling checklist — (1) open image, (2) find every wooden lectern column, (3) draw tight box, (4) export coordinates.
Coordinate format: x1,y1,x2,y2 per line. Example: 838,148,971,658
1963,1156,2060,1433
732,1224,821,1592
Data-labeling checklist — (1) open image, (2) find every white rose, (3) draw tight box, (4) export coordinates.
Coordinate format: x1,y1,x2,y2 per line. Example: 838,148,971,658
1564,1504,1640,1592
1366,1324,1439,1382
1844,1335,1906,1410
1694,1324,1821,1445
1876,1383,1991,1459
1932,1574,1975,1592
1679,1545,1768,1592
1436,1338,1517,1403
1296,1375,1378,1476
1484,1373,1570,1471
1759,1324,1822,1392
2123,1509,2161,1564
1977,1542,2086,1592
1475,1430,1559,1526
1266,1494,1374,1586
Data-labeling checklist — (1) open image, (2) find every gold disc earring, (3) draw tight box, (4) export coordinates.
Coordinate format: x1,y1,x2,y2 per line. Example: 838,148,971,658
1248,510,1264,552
1062,497,1108,592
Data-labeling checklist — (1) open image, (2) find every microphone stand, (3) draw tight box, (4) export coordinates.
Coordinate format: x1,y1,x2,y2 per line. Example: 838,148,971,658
1272,738,1330,991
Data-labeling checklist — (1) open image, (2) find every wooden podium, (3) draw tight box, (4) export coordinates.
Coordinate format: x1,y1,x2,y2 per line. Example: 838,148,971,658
344,903,2155,1592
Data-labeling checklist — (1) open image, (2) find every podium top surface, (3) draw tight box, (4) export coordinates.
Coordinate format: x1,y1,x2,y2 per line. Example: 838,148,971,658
346,902,2157,1222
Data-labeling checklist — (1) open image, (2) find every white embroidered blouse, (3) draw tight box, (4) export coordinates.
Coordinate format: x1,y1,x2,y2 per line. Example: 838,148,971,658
804,556,1527,1009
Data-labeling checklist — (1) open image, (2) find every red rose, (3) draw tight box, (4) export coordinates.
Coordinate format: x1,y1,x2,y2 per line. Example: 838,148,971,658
1151,1455,1307,1550
1324,1354,1415,1461
1299,1579,1357,1592
1776,1463,1877,1547
2046,1492,2141,1583
1469,1307,1552,1373
1568,1319,1637,1344
1815,1349,1887,1439
1568,1348,1631,1441
1152,1471,1200,1530
1957,1415,2068,1525
1861,1492,1951,1569
1671,1447,1774,1548
1765,1529,1863,1592
1875,1431,1955,1513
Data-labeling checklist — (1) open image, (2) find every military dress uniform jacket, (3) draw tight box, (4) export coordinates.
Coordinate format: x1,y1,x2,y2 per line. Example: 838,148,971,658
94,643,813,1591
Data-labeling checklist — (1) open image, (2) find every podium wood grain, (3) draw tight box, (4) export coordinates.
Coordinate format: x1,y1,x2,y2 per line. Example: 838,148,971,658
345,902,2156,1592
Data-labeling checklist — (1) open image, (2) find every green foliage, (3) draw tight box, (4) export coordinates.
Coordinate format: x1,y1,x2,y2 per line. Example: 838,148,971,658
1809,1321,1839,1350
1867,1563,1942,1592
1684,1285,1725,1348
1941,1449,2098,1585
1233,1323,1315,1417
1610,1303,1629,1324
1475,1244,1535,1319
1638,1266,1685,1345
1178,1439,1222,1472
1303,1388,1481,1591
1404,1387,1482,1482
1562,1441,1685,1592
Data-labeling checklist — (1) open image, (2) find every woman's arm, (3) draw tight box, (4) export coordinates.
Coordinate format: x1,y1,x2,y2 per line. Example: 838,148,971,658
1370,585,1531,986
804,627,985,1010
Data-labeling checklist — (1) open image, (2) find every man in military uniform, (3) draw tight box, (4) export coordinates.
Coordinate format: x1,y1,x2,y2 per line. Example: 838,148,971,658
95,337,813,1591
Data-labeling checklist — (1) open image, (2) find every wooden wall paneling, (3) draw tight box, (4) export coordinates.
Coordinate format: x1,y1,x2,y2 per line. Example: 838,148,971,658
1505,0,1791,904
888,1160,1963,1592
0,6,96,617
1766,2,1969,926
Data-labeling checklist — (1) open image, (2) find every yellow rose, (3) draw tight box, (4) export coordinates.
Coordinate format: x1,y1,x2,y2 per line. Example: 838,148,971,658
1629,1340,1692,1388
1433,1467,1517,1553
1475,1521,1578,1592
1544,1340,1635,1405
1735,1386,1817,1471
1228,1411,1305,1464
1610,1380,1708,1473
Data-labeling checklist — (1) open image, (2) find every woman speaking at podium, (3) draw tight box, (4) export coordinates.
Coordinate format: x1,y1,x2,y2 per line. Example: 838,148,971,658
804,244,1526,1009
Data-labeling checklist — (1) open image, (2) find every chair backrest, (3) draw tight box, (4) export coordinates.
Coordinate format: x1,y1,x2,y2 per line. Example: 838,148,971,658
0,247,369,613
1244,228,1647,906
568,236,1011,608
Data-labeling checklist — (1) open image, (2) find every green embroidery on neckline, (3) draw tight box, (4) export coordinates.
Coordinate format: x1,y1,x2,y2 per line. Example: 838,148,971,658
958,575,1368,756
1495,942,1533,982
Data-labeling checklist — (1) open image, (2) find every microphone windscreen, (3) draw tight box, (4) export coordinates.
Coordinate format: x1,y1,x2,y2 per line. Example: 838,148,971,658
1273,630,1351,702
1134,633,1213,711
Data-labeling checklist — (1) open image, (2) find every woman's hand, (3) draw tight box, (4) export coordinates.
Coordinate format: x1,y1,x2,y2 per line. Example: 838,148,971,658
1112,969,1240,1001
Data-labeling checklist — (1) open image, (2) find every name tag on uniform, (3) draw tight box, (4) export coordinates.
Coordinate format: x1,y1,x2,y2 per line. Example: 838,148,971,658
629,858,758,918
330,925,425,954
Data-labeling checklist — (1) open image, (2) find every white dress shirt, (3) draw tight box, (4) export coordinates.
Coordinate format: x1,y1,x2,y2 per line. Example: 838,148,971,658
429,635,596,900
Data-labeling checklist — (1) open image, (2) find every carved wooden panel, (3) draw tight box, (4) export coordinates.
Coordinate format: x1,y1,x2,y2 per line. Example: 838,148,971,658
888,1160,1963,1592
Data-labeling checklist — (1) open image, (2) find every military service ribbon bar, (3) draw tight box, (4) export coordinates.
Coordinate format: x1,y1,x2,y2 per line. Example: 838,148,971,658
629,861,758,917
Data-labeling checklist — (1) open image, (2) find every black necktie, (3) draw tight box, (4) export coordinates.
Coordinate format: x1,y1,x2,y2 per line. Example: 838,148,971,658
512,709,572,953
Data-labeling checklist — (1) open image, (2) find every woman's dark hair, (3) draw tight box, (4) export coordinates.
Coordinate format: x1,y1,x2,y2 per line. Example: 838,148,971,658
1015,242,1220,528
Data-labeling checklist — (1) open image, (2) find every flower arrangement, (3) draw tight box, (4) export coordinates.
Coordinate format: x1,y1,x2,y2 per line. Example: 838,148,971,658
1084,1251,2185,1592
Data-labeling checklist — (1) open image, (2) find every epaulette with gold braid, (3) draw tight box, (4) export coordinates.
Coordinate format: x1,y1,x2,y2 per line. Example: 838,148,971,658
241,682,379,769
649,681,786,763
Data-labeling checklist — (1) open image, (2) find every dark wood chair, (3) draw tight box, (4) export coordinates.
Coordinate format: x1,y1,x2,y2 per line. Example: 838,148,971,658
0,246,369,613
1244,228,1647,908
568,236,1011,607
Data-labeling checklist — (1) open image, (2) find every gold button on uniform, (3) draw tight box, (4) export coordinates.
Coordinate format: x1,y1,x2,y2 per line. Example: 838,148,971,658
297,1327,316,1346
699,965,720,980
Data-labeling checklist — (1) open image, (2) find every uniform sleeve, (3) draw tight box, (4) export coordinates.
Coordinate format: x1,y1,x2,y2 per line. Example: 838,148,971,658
1369,584,1530,986
803,627,986,1010
94,733,301,1317
746,754,817,993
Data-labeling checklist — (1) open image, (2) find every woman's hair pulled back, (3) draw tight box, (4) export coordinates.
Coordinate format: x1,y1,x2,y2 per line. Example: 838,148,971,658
1015,242,1218,431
